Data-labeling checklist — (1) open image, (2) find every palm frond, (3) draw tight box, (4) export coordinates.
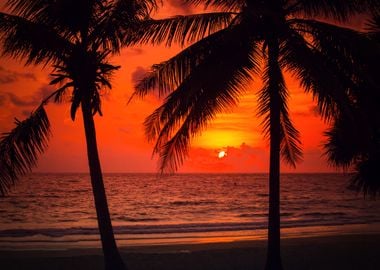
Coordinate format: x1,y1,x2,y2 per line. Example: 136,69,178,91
5,0,49,18
350,155,380,197
6,0,102,35
0,106,50,196
280,111,303,167
294,0,374,21
0,12,73,65
89,0,159,52
324,111,369,168
258,44,302,167
293,19,377,73
184,0,244,12
110,0,158,20
281,27,356,121
134,27,233,98
126,12,234,47
143,26,260,173
366,13,380,40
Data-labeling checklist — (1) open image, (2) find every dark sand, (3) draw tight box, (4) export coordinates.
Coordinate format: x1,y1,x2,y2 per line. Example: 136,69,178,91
1,233,380,270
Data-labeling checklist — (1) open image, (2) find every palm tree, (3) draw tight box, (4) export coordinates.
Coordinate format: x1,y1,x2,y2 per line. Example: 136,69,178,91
0,1,234,269
133,1,379,269
0,1,152,269
325,13,380,197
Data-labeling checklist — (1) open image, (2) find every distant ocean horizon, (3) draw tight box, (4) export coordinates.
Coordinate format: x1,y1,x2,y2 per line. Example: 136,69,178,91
1,173,380,249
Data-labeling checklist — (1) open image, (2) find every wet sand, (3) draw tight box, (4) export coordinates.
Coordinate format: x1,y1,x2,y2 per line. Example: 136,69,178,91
1,233,380,270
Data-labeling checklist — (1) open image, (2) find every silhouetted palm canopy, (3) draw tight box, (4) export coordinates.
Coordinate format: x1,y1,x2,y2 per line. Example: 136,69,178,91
325,13,380,197
133,1,379,269
0,0,232,194
0,0,154,194
0,1,161,269
0,1,234,269
134,0,377,173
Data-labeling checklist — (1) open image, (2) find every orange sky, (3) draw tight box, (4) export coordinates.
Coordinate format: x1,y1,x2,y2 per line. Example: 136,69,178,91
0,1,368,173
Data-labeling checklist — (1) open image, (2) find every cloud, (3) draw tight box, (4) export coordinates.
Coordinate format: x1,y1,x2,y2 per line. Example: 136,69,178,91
0,94,6,106
119,127,131,134
181,141,334,173
124,48,144,56
7,92,40,107
5,85,55,107
182,143,269,172
130,66,161,101
131,66,149,85
167,0,194,14
21,109,32,117
0,66,36,84
293,105,318,117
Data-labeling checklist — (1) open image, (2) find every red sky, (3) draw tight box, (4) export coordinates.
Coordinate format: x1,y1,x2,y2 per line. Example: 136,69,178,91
0,1,368,173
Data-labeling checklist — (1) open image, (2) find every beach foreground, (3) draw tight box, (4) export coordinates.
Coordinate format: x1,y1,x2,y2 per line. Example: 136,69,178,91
1,233,379,270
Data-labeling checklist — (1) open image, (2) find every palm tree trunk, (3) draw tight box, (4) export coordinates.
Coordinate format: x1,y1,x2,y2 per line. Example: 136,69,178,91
264,37,284,270
81,98,127,270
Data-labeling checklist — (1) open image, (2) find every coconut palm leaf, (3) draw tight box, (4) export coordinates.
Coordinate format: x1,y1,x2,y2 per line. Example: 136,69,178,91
280,27,355,121
367,13,380,40
126,12,235,47
293,19,376,73
89,0,159,52
143,25,260,172
135,26,234,97
184,0,244,12
258,45,302,167
6,0,103,34
0,12,73,65
294,0,375,21
351,154,380,197
0,106,50,196
324,112,369,168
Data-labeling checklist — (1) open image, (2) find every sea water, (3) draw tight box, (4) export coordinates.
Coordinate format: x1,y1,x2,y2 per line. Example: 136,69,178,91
0,173,379,249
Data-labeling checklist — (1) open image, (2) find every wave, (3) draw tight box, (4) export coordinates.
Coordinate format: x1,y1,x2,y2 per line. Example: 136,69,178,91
303,212,346,217
169,200,217,206
2,219,380,238
114,217,162,222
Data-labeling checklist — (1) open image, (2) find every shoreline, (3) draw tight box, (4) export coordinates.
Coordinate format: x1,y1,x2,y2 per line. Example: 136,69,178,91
1,222,380,251
1,232,379,270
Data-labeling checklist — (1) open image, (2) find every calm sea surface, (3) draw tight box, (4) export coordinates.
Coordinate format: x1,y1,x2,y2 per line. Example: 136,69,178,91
0,173,379,247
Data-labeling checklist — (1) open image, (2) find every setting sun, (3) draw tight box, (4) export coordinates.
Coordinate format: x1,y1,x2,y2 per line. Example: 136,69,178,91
218,151,227,159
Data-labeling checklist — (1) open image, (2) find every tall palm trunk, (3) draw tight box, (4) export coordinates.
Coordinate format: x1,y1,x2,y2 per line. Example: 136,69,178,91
81,98,127,270
265,37,284,270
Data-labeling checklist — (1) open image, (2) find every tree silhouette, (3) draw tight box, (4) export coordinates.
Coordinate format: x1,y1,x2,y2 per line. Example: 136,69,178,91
133,1,379,269
0,1,234,269
325,13,380,197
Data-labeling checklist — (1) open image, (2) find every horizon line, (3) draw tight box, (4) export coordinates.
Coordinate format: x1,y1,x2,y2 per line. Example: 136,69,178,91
32,171,346,174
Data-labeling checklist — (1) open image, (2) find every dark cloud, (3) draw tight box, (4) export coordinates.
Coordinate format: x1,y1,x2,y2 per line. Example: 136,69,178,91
131,66,149,85
309,105,319,116
5,85,55,107
168,0,194,14
7,92,40,107
293,105,319,117
21,109,32,117
124,47,144,56
185,143,269,172
0,94,6,106
0,66,37,85
131,66,162,101
119,127,131,134
38,85,55,99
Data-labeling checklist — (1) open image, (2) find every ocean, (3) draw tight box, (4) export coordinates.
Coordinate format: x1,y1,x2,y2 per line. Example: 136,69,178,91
0,173,380,249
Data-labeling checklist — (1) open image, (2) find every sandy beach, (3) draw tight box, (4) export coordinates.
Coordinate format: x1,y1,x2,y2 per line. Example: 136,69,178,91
1,227,380,270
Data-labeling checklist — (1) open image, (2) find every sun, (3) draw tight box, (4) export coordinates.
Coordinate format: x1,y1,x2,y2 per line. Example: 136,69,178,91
218,150,227,159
